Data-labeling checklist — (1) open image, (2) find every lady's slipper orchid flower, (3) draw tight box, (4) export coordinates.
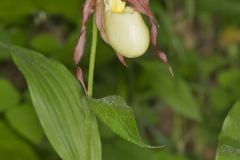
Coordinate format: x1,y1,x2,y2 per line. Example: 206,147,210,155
74,0,173,92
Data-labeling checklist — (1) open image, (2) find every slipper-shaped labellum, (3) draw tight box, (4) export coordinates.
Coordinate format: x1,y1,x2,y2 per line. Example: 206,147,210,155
105,0,150,58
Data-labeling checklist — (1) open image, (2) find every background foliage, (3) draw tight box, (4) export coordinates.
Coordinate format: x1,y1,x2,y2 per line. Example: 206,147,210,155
0,0,240,159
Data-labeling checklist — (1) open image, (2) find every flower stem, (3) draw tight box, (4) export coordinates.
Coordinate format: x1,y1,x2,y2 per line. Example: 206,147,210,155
85,17,98,160
88,17,98,97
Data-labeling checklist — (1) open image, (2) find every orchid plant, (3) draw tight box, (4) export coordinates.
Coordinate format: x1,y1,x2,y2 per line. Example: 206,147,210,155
2,0,240,159
74,0,173,94
5,0,174,160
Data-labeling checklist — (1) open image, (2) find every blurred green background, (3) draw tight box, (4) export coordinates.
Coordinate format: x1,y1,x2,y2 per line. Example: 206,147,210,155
0,0,240,159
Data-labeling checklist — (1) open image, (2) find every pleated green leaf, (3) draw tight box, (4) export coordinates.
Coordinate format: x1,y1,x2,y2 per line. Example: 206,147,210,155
7,43,101,160
86,96,161,148
216,101,240,160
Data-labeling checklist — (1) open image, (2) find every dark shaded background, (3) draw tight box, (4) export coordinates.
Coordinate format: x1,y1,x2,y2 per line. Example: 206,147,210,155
0,0,240,159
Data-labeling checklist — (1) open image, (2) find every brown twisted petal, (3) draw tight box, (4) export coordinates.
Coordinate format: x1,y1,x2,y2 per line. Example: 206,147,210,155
95,0,108,43
124,0,173,76
117,54,128,67
76,67,87,94
158,51,174,76
74,0,96,65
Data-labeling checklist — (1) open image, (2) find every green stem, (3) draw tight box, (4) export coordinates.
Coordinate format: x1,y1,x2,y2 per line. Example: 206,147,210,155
87,17,98,97
86,17,98,160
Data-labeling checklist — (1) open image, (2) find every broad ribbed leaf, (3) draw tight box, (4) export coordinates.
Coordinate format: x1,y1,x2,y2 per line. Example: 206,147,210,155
86,96,160,148
6,43,101,160
216,101,240,160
